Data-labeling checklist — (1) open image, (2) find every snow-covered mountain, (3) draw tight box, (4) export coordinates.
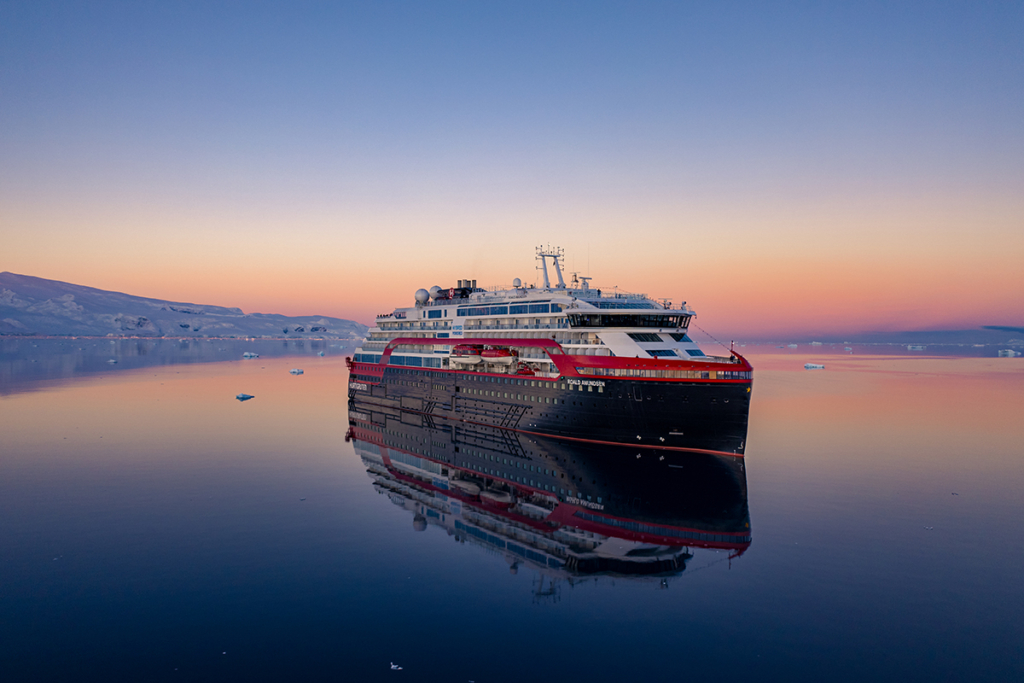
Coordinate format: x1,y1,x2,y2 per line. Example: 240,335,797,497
0,272,367,339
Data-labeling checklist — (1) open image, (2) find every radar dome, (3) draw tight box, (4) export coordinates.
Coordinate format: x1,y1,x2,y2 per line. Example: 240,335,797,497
414,288,430,304
512,278,522,288
428,286,442,299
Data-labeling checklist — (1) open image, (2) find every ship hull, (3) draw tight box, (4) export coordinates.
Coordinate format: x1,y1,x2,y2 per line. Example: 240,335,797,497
349,365,750,455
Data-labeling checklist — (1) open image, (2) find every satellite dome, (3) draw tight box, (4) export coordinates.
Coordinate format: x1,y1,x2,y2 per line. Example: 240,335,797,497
414,288,430,304
428,286,442,299
512,278,522,288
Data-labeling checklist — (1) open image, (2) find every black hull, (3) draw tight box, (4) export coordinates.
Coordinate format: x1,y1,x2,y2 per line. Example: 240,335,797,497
349,366,751,455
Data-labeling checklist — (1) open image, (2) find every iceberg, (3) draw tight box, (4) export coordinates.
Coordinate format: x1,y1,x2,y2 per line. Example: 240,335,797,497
235,393,255,401
242,352,259,359
804,363,825,370
290,368,304,375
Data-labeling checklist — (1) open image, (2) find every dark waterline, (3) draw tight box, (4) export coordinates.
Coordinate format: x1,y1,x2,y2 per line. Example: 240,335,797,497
0,348,1021,681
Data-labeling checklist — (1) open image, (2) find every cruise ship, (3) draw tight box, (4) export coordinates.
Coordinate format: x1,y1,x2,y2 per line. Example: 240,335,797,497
347,410,751,587
348,247,753,455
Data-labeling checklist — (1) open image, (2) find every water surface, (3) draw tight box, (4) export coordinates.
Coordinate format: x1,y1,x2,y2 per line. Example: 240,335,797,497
1,345,1021,681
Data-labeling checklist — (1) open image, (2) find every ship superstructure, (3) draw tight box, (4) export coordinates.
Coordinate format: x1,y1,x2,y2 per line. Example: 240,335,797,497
348,247,753,454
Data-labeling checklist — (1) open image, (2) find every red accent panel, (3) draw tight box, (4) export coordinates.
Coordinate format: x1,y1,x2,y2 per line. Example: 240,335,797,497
380,337,753,379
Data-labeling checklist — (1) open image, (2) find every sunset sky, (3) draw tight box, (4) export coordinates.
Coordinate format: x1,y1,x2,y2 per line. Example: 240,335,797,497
2,2,1021,337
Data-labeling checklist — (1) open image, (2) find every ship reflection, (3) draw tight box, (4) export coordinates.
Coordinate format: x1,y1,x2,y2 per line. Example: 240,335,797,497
347,409,751,593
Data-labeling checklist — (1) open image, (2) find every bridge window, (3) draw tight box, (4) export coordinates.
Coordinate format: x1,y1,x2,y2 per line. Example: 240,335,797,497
628,332,662,342
568,314,687,328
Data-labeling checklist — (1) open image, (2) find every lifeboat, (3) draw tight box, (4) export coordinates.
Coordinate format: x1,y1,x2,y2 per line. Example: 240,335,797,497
481,346,518,366
451,344,484,365
479,489,514,509
450,479,482,497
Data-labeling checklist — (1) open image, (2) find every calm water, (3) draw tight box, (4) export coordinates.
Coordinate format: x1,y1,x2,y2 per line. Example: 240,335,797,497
1,342,1022,681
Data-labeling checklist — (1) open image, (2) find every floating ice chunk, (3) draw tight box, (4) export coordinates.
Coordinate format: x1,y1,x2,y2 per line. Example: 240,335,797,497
390,662,402,670
804,363,825,370
107,359,117,364
235,393,255,401
242,352,259,359
318,351,325,357
289,368,304,375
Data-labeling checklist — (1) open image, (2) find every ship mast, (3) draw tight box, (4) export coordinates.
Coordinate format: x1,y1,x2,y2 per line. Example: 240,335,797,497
536,246,566,289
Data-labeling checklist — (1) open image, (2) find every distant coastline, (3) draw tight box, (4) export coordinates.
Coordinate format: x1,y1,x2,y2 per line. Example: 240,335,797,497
1,272,367,340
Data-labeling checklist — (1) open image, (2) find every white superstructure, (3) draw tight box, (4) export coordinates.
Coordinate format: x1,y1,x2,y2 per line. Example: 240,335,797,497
353,247,726,375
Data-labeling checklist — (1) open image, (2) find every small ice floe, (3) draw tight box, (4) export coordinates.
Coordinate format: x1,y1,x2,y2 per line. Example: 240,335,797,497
318,351,325,357
844,346,853,351
998,349,1021,357
242,352,259,359
390,662,402,670
235,393,255,402
804,363,825,370
107,359,118,364
924,526,934,530
289,368,304,375
787,344,798,348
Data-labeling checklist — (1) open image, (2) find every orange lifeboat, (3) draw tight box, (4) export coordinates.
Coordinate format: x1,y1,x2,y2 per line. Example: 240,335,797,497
481,346,518,366
451,344,484,365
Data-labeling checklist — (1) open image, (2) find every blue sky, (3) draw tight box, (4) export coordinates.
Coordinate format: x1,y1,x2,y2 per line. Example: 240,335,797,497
2,1,1022,332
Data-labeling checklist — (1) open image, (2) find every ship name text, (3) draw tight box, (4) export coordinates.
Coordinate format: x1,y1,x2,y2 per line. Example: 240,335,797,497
567,378,606,387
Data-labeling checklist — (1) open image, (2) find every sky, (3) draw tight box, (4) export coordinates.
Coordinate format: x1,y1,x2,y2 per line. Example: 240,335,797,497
1,1,1021,337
